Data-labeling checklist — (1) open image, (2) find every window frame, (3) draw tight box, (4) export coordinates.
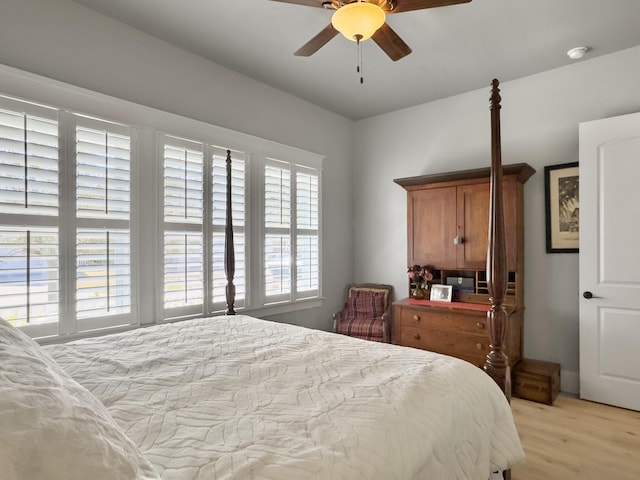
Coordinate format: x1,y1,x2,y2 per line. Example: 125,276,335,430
158,136,324,322
159,134,206,320
0,96,61,339
253,150,323,315
261,158,321,306
69,114,138,335
0,64,324,340
0,96,139,339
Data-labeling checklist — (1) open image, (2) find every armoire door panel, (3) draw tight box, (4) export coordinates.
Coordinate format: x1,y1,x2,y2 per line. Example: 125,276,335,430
457,183,489,269
456,180,517,270
408,187,457,267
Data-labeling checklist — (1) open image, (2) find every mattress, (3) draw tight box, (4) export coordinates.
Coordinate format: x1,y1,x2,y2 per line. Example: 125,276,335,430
45,315,524,479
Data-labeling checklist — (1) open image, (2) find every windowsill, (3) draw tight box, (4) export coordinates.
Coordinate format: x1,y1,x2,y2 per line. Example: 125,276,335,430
36,298,324,345
37,323,148,346
245,298,323,318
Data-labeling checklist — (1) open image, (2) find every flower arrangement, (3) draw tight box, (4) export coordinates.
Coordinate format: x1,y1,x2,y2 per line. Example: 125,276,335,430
407,264,434,291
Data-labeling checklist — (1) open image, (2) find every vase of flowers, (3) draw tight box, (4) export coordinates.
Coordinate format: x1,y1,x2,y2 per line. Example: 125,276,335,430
407,264,434,299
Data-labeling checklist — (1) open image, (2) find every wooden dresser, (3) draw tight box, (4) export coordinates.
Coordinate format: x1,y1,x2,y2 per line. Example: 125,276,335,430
394,298,522,368
393,163,534,368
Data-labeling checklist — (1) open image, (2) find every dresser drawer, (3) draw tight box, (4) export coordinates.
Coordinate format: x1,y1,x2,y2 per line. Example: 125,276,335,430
397,307,489,335
398,326,489,362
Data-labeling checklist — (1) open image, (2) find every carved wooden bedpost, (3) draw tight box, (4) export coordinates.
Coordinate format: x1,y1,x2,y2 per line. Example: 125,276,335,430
224,149,236,315
484,79,511,400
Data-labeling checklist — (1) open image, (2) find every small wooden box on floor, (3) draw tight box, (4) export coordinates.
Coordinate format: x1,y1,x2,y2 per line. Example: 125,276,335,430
512,358,560,405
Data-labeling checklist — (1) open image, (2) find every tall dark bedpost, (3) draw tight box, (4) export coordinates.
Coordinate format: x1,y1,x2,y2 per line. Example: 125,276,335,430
224,149,236,315
484,79,510,400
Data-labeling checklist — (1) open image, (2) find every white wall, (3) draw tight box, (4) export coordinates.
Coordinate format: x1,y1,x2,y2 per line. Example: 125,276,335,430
0,0,355,331
353,46,640,393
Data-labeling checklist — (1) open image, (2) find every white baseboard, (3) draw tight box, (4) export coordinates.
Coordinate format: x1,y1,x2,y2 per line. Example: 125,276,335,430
561,369,579,395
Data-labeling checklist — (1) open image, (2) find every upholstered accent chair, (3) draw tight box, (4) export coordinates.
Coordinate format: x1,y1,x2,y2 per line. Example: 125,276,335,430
333,284,393,343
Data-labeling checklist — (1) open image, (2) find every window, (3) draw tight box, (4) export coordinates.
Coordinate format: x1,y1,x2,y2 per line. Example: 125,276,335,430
0,95,135,338
162,138,204,316
161,135,246,318
296,168,320,296
264,162,291,299
263,159,320,304
0,98,60,338
159,137,321,317
74,118,133,330
1,70,322,339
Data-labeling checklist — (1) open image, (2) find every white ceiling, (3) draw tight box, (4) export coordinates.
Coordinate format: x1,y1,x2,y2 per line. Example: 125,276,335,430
72,0,640,120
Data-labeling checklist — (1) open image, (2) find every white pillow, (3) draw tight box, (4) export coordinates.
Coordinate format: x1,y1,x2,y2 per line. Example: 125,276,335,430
0,319,160,480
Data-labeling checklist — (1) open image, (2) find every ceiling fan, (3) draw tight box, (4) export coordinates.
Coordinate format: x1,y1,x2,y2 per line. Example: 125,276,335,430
271,0,472,61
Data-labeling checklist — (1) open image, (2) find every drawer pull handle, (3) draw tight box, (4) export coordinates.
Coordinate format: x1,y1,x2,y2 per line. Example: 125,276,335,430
413,315,420,322
475,343,483,350
413,333,421,340
476,322,485,329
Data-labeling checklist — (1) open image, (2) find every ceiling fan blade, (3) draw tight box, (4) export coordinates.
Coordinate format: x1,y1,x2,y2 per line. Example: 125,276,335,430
269,0,327,8
390,0,471,14
371,23,412,61
294,24,339,56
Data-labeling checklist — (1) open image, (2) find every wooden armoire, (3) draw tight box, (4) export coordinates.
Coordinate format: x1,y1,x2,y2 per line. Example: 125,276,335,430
393,163,535,368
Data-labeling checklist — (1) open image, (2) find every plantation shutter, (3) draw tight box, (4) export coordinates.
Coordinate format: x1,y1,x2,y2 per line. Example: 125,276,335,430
163,142,204,225
2,82,322,338
296,169,319,296
264,161,291,299
0,98,60,336
0,227,59,328
76,125,130,220
162,137,204,314
0,100,59,216
163,231,204,309
74,118,132,327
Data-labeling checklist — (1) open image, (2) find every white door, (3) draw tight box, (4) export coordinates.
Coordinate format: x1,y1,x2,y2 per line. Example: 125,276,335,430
579,112,640,411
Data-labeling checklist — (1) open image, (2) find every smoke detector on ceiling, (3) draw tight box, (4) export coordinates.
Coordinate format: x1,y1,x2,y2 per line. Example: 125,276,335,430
567,46,589,60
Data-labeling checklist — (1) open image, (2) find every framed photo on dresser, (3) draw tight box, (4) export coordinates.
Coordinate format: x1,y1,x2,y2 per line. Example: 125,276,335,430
430,284,453,302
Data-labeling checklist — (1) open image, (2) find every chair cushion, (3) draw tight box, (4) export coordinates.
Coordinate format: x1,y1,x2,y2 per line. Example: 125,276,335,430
346,288,388,319
335,316,385,340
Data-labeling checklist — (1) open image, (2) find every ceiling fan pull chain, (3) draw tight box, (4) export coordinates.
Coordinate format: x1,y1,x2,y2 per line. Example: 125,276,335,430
356,34,364,84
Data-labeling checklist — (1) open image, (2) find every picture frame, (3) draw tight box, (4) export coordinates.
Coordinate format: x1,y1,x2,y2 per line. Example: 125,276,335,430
430,284,453,302
544,162,579,253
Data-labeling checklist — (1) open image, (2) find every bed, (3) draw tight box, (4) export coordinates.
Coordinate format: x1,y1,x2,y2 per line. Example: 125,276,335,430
0,80,524,480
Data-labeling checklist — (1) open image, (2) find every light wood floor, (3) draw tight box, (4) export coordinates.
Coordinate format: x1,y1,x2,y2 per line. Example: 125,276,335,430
510,396,640,480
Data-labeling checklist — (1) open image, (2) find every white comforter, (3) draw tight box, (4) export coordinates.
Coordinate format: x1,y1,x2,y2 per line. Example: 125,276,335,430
46,315,524,480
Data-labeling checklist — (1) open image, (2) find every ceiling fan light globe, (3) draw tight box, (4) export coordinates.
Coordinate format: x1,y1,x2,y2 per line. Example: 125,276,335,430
331,2,386,42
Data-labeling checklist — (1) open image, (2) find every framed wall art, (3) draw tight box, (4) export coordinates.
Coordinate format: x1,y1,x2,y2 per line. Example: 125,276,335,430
544,162,579,253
